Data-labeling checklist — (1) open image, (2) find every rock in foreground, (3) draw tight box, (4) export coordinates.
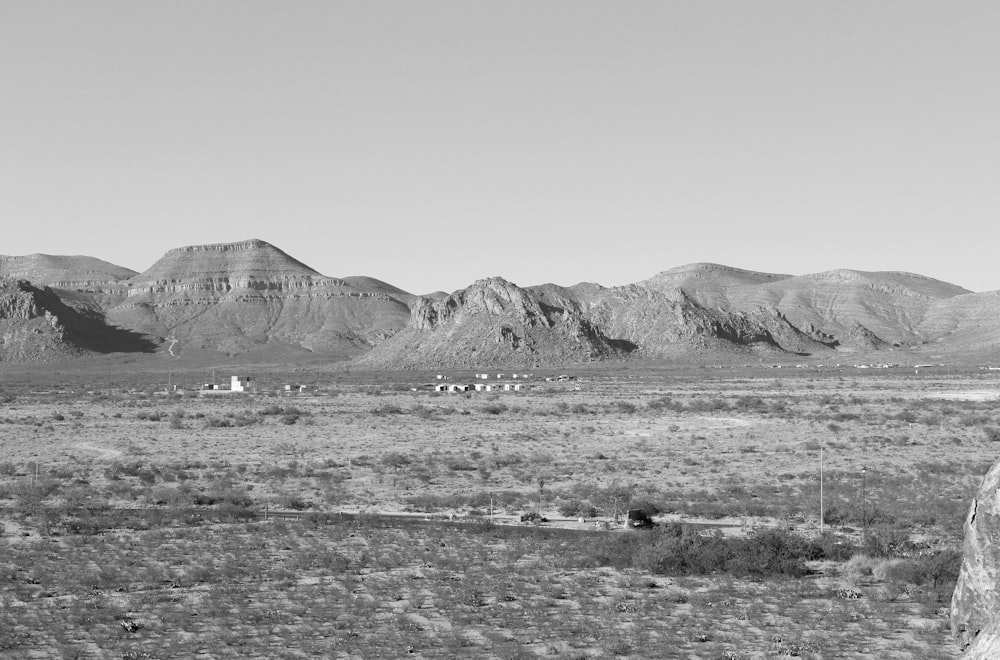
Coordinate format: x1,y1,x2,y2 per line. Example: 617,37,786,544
952,457,1000,655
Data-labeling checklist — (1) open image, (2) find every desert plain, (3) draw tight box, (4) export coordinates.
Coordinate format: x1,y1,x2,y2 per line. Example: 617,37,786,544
1,361,993,658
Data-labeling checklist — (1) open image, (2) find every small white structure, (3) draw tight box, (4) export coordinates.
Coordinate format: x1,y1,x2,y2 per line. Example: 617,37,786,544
448,384,470,393
434,384,449,392
503,383,524,392
231,376,253,393
474,383,489,392
475,373,490,379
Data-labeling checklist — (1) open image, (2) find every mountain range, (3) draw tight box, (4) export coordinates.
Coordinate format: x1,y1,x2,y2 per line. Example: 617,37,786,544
1,239,997,367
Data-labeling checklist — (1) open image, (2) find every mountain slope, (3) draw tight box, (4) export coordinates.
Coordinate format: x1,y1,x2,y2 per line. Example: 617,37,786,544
357,277,633,368
570,284,834,357
0,254,136,290
359,276,842,368
0,280,154,361
640,263,791,309
641,265,970,346
1,241,997,365
108,239,410,357
916,291,1000,354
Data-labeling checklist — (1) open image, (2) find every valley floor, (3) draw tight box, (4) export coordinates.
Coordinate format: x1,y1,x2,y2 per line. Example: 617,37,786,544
1,365,989,657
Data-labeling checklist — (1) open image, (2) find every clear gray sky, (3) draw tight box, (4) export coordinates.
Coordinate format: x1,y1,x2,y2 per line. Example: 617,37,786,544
2,2,998,294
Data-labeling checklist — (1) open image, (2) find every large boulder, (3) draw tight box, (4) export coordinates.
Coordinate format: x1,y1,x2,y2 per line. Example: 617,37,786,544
951,457,1000,654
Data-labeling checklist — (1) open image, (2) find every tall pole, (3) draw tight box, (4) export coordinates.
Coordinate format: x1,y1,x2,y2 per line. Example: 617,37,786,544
861,466,867,540
819,443,824,534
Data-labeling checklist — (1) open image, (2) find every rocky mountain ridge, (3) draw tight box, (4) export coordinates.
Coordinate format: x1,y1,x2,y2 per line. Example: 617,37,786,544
0,240,997,366
0,279,153,362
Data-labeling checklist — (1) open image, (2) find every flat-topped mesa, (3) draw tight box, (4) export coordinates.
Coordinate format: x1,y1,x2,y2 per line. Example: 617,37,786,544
126,238,348,296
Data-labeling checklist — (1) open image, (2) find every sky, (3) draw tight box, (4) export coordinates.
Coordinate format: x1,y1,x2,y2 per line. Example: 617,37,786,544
2,2,999,294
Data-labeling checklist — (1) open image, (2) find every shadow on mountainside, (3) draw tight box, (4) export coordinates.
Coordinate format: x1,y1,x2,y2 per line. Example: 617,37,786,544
34,286,160,355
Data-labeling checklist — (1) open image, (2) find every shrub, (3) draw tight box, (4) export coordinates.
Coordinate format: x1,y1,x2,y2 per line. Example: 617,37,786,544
372,404,403,415
727,529,814,577
558,499,598,518
843,548,958,598
612,401,637,414
809,531,856,561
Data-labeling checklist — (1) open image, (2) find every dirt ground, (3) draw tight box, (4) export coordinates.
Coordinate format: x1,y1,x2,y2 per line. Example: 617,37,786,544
1,365,992,657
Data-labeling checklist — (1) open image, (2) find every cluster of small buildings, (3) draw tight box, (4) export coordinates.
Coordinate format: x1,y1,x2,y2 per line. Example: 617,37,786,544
432,372,537,394
201,375,255,393
437,373,532,381
199,376,310,394
434,382,526,393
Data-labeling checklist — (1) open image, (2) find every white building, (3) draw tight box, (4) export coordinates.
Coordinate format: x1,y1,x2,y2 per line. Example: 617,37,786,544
231,376,253,393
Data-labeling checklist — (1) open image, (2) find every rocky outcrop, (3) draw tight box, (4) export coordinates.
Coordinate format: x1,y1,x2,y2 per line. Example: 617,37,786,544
952,458,1000,654
839,322,890,352
358,277,633,368
0,280,155,361
359,275,840,368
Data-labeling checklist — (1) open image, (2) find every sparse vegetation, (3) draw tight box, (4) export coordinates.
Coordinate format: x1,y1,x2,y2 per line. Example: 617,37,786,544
1,366,988,657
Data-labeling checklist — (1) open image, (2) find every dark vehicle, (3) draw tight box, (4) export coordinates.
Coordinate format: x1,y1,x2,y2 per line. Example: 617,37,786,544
626,509,654,529
520,512,548,523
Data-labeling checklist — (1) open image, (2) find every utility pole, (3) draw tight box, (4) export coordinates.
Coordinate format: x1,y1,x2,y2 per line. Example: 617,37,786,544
819,443,824,534
861,466,867,541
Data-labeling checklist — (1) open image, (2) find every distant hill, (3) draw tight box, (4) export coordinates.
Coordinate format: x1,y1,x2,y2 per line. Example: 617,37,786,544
360,276,839,368
107,240,411,357
0,254,136,289
0,240,998,366
356,277,632,368
641,264,970,346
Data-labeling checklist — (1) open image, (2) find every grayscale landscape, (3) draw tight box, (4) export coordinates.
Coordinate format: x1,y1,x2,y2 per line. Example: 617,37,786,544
3,240,1000,657
4,3,1000,658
